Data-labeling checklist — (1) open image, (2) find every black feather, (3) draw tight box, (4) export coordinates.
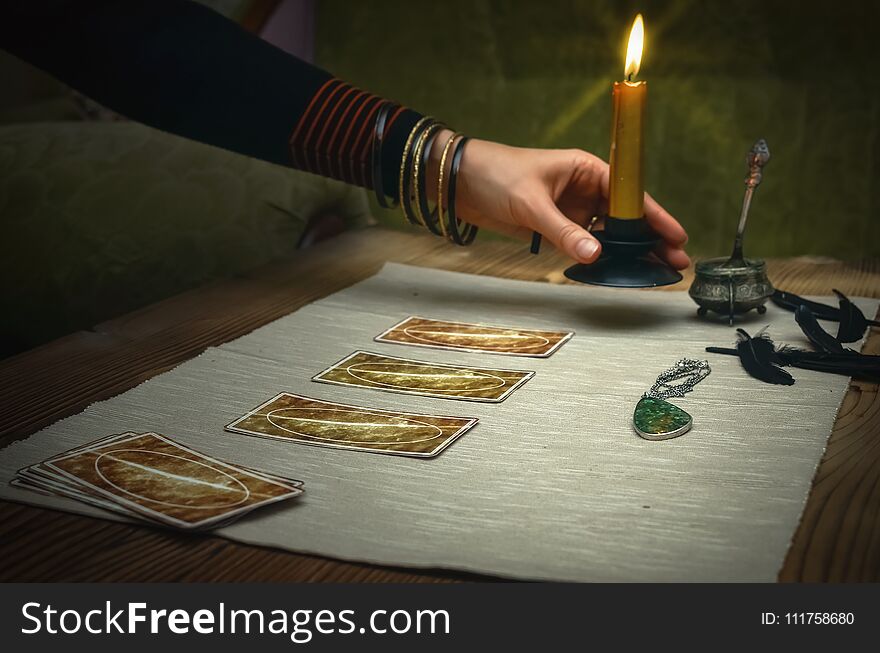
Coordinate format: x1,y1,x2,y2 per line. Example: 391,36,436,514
774,346,880,383
771,290,841,321
795,305,844,353
731,328,795,385
708,330,880,384
832,289,869,343
771,289,879,329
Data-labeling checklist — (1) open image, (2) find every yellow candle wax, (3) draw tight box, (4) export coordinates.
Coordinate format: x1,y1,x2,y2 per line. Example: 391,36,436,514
608,14,646,220
609,80,646,218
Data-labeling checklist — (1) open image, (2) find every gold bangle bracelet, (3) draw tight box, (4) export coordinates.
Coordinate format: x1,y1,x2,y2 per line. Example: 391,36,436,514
411,122,445,233
398,116,434,226
436,131,460,240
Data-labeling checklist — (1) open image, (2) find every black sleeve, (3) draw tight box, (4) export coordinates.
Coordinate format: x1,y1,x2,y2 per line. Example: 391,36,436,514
0,0,422,198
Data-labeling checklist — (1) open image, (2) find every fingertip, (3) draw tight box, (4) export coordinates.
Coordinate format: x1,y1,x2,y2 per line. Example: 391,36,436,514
531,196,603,264
644,193,688,245
662,223,689,249
669,227,689,248
660,245,691,270
574,236,602,263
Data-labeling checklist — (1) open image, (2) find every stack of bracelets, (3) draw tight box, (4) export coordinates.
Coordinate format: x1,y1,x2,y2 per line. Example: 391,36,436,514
371,104,477,246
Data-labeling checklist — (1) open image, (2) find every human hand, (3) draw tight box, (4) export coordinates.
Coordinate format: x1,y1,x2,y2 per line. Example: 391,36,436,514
432,132,689,269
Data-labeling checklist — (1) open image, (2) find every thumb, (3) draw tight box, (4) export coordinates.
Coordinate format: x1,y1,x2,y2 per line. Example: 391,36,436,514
531,196,601,263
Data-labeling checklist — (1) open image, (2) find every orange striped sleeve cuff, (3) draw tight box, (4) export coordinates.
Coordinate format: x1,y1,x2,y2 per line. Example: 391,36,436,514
289,79,423,200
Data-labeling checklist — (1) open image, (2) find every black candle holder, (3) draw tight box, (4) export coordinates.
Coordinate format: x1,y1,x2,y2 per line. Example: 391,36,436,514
563,216,683,288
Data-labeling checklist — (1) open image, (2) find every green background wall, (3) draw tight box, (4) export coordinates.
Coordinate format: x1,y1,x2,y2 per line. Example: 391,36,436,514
316,0,880,260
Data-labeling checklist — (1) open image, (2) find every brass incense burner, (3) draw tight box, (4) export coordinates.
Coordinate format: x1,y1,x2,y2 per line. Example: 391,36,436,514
689,139,774,324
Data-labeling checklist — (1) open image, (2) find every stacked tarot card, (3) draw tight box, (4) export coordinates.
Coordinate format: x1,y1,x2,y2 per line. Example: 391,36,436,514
11,432,303,530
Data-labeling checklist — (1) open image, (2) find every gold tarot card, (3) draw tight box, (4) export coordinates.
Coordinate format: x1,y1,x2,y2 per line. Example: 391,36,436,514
15,431,134,517
16,433,140,512
375,316,573,357
226,393,478,458
44,432,302,529
312,351,534,402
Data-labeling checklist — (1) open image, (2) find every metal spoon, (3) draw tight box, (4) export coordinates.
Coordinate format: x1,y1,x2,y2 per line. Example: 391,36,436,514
724,139,770,268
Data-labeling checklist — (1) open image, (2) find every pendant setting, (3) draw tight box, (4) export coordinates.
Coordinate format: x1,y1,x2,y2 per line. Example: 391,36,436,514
633,396,693,441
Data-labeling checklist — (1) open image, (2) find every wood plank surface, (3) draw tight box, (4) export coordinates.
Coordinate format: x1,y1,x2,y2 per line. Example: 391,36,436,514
1,227,878,582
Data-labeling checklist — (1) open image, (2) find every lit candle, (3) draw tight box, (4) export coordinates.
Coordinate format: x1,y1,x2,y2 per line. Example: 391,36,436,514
609,14,646,220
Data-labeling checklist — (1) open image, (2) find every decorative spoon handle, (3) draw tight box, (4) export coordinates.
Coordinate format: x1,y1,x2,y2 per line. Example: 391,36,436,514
729,139,770,265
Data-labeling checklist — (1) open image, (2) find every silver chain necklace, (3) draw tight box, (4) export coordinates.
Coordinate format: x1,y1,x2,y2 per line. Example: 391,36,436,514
645,358,711,400
635,359,711,440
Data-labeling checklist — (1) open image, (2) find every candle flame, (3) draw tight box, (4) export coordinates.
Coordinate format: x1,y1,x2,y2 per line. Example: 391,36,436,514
624,14,644,79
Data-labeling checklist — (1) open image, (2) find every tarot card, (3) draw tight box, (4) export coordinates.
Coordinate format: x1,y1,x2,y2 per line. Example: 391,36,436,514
226,392,478,458
313,351,534,402
226,463,304,491
9,478,54,497
375,316,574,357
14,432,139,504
11,432,302,528
44,432,303,529
42,434,302,492
14,472,146,519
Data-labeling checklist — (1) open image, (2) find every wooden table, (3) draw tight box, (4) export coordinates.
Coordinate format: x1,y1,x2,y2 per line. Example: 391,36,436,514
2,227,878,582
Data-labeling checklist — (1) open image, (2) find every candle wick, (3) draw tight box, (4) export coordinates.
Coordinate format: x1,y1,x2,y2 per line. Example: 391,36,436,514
627,72,633,82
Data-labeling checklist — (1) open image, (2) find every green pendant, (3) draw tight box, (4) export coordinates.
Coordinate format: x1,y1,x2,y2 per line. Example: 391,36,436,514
633,396,693,441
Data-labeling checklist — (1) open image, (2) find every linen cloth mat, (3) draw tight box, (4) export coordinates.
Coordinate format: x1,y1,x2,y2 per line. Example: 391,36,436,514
2,263,876,581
